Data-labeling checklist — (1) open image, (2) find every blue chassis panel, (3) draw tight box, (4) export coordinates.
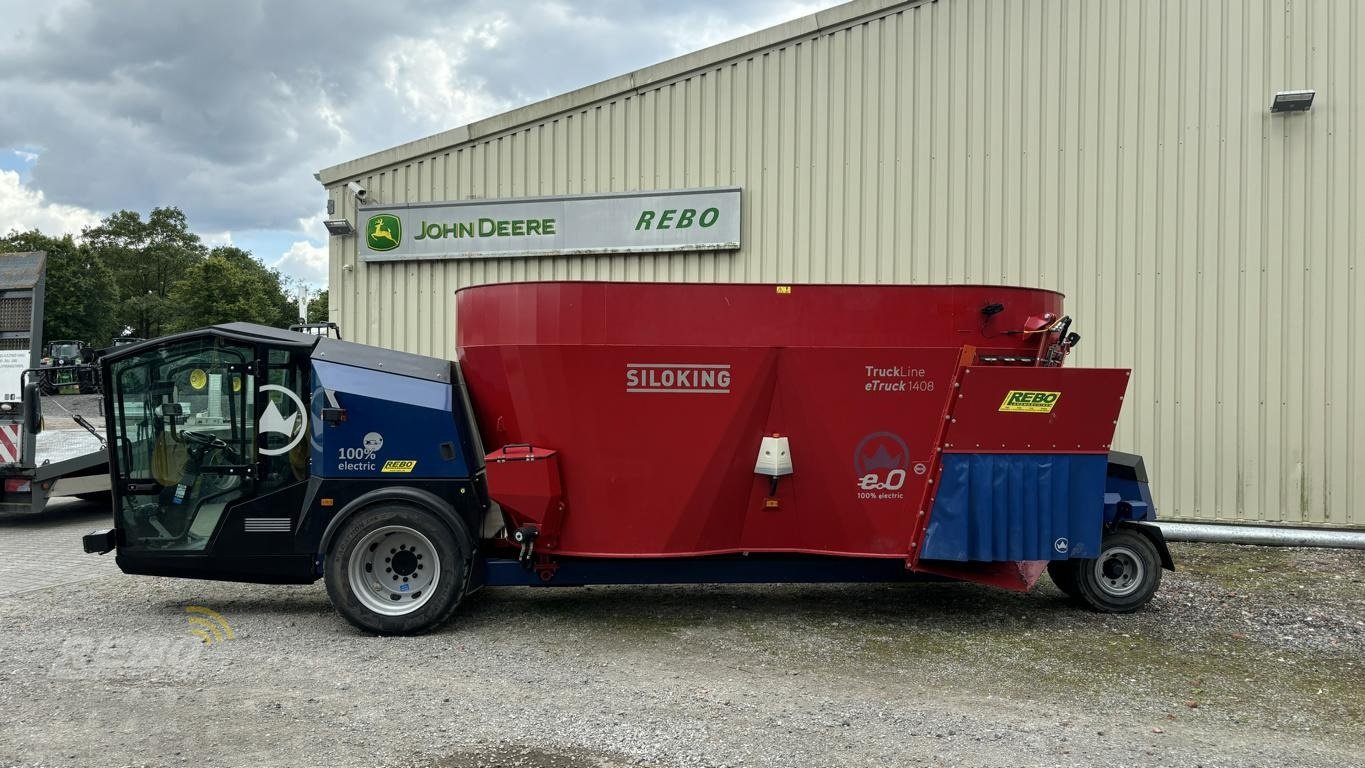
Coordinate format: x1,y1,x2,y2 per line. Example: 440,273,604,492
483,556,950,587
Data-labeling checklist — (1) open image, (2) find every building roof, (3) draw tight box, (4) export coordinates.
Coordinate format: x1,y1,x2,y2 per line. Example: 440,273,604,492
0,251,46,291
316,0,918,186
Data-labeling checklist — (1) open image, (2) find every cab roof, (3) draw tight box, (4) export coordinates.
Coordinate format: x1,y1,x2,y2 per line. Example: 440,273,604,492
100,322,452,385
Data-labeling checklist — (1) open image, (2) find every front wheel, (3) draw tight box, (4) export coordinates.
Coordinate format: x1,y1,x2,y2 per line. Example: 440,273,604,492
324,504,473,634
1074,529,1162,613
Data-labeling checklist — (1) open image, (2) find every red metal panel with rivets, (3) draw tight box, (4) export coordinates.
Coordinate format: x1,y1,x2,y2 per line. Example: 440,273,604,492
941,367,1130,454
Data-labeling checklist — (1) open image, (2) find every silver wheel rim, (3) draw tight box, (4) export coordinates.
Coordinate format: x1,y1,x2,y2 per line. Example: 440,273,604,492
1093,544,1144,598
347,525,441,616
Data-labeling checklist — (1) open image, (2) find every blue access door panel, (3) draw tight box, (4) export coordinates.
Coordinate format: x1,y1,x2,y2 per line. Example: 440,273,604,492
310,359,469,479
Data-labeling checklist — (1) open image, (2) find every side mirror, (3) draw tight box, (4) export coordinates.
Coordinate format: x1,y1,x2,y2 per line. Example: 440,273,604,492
22,381,42,434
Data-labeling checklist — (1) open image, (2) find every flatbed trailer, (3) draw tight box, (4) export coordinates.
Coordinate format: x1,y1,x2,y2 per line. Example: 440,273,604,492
0,250,110,512
84,282,1171,635
0,416,109,513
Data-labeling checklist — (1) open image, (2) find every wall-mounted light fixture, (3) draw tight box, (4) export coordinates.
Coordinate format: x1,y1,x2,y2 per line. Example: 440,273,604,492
324,218,355,236
1271,90,1315,113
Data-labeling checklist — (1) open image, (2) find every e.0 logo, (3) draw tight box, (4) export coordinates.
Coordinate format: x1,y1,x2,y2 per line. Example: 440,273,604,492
858,468,906,491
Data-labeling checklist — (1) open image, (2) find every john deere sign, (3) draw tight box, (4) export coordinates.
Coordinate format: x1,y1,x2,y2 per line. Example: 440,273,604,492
357,187,740,262
365,214,402,252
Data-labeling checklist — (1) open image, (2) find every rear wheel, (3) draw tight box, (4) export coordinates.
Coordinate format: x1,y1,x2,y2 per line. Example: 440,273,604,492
1075,529,1162,613
325,504,473,634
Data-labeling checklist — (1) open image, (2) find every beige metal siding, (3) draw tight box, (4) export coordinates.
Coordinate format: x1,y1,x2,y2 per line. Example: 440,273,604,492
325,0,1363,528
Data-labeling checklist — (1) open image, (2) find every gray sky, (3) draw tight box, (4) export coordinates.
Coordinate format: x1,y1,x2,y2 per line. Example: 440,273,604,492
0,0,837,286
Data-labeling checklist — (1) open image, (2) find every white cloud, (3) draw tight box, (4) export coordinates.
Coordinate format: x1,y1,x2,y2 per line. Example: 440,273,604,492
0,0,845,251
0,169,101,236
381,34,512,133
666,2,832,54
464,16,509,50
199,230,233,247
271,211,329,288
275,240,327,286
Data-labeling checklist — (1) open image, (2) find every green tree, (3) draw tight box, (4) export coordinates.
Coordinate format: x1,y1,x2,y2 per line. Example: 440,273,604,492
83,207,206,337
0,229,119,347
163,246,297,332
306,289,328,323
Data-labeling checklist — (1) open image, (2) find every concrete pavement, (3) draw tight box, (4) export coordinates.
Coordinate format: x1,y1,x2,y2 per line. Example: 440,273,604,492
0,497,119,597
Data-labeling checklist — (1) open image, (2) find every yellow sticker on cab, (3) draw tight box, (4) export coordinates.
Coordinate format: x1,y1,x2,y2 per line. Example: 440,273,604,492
381,460,417,473
999,390,1061,413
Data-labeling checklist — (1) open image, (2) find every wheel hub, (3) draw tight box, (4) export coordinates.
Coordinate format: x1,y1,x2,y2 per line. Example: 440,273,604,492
391,548,419,576
1093,545,1144,598
347,525,440,616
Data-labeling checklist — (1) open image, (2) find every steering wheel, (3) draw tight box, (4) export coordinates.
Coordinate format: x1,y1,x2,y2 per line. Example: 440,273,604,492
178,429,242,464
179,429,227,449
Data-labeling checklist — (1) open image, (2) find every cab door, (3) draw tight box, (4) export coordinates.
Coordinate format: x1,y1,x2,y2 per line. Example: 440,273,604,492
108,335,255,551
105,333,315,583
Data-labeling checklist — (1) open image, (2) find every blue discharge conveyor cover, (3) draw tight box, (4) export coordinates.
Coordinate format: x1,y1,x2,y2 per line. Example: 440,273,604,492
920,453,1108,562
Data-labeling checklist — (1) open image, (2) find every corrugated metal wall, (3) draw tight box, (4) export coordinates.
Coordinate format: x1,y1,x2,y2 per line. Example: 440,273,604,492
326,0,1363,528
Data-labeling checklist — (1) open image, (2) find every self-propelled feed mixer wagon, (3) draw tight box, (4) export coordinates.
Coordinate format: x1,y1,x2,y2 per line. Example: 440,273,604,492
84,282,1170,634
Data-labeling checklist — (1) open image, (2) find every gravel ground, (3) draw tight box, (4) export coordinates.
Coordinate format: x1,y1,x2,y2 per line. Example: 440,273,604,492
0,541,1361,767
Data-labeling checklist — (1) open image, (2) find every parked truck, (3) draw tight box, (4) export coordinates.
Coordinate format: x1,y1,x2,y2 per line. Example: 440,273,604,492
0,252,109,512
84,282,1170,634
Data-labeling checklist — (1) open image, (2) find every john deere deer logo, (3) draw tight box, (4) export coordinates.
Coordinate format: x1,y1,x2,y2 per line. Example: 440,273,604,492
366,214,402,252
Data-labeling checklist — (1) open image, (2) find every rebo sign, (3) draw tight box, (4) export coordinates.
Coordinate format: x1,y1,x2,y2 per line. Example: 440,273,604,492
358,187,741,262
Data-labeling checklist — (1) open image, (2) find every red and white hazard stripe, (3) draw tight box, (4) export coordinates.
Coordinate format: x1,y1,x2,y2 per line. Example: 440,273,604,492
0,424,21,464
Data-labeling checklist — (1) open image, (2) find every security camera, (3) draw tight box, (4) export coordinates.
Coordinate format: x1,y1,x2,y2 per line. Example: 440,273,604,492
347,181,367,201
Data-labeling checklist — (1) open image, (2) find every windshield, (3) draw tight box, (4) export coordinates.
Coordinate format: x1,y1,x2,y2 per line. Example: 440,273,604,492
109,337,256,551
50,343,81,359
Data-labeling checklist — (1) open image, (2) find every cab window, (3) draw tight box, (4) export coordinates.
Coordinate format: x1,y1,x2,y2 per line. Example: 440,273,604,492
109,338,254,552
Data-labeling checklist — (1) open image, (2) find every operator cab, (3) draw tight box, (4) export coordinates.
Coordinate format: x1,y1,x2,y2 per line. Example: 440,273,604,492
98,324,318,582
45,341,87,364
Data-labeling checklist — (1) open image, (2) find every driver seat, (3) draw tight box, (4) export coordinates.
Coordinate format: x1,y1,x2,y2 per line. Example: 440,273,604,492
151,432,190,487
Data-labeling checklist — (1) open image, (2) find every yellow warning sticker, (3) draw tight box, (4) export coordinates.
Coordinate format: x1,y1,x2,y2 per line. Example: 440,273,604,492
188,369,207,390
381,460,417,473
231,376,242,393
999,390,1062,413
